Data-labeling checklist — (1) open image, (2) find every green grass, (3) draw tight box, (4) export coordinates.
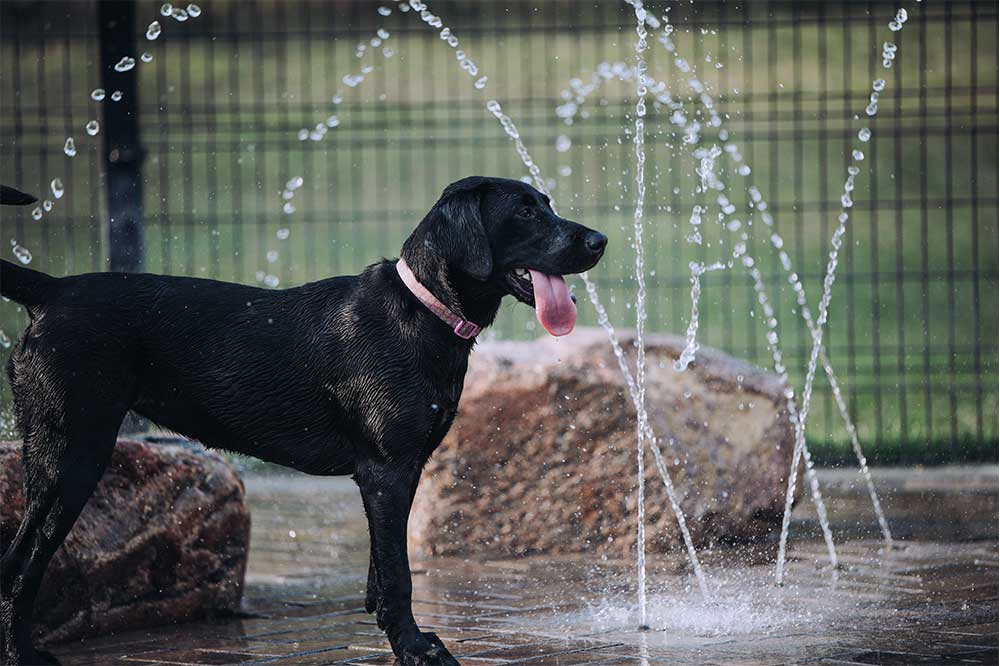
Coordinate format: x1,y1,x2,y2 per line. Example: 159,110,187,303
0,1,996,461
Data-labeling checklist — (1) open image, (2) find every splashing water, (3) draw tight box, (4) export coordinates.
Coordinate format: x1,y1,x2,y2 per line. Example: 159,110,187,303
775,16,908,583
626,0,651,627
467,8,710,601
114,56,136,72
10,242,32,265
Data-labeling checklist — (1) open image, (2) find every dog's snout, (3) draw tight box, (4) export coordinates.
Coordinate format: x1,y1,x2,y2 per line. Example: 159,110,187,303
585,231,608,255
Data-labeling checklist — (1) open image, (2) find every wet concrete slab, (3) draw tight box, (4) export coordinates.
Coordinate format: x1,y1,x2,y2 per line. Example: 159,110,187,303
52,467,998,666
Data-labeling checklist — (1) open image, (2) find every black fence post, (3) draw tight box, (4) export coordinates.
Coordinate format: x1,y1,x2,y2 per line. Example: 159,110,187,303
99,0,144,273
99,1,147,435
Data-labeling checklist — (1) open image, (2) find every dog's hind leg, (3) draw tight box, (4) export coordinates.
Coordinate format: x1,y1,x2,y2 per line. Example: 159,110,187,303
1,351,133,665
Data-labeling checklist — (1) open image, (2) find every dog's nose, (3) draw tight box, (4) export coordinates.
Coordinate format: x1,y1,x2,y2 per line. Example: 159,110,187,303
585,231,608,255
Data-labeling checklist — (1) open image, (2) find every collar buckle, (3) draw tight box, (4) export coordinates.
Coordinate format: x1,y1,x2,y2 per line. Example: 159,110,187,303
453,320,480,339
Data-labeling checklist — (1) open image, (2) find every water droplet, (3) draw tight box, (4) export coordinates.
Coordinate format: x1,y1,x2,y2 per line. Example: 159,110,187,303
326,115,340,128
559,166,572,177
146,20,162,40
160,3,173,17
286,176,304,191
852,149,864,161
331,94,343,105
114,56,136,72
43,199,54,212
555,135,571,153
186,3,201,18
50,178,65,199
171,7,189,21
282,202,296,215
474,76,488,90
111,90,123,102
0,330,10,349
872,78,885,92
378,6,392,16
847,165,860,176
85,120,100,136
264,274,280,288
90,88,106,101
141,52,153,63
398,2,410,11
382,47,394,58
377,28,390,39
738,164,751,176
31,207,43,221
63,137,77,157
266,250,279,263
11,243,32,265
276,228,290,240
858,127,871,142
297,129,309,141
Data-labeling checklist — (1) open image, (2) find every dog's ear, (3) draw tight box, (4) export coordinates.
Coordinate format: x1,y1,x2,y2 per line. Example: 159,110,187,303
430,183,493,280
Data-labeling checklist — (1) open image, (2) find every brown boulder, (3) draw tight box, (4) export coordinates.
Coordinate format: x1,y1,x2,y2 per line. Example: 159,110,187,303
0,438,250,644
409,328,797,558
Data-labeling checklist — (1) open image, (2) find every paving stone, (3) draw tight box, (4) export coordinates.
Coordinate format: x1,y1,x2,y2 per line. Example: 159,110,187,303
47,467,999,666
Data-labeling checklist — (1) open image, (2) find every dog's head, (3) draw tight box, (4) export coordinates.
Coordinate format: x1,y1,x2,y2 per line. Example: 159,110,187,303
403,176,607,336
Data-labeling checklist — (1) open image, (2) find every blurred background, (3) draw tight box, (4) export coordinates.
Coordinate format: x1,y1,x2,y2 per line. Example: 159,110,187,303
0,0,996,464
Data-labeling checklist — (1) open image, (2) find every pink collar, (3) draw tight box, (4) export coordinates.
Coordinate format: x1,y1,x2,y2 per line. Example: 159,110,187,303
396,258,481,339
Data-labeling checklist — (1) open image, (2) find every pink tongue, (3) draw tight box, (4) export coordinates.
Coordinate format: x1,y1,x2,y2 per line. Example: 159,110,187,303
528,269,577,337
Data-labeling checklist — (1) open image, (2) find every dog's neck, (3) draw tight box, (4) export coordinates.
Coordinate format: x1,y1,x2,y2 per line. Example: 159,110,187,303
398,250,503,334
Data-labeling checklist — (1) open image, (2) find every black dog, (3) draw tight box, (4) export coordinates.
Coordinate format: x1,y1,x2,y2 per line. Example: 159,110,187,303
0,177,606,666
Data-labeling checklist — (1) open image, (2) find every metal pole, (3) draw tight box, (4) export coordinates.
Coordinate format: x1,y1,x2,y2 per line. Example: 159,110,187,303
98,0,144,273
99,1,147,436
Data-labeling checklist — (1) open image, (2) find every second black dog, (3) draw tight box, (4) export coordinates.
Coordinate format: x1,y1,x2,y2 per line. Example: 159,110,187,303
0,176,606,666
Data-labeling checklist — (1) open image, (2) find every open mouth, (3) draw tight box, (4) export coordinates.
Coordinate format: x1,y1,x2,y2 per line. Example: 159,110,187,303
505,268,578,337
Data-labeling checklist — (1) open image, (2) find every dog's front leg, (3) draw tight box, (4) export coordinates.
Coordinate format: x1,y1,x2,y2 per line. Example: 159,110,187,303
366,468,424,616
355,461,459,666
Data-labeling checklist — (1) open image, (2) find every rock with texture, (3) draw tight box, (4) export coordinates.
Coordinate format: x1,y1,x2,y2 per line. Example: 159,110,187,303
409,328,798,558
0,439,250,644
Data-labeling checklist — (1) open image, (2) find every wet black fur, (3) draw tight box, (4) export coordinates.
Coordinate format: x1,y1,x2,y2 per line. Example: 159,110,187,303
0,178,606,666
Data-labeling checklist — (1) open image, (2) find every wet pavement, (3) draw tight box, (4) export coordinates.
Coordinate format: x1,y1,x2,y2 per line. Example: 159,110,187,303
54,466,998,666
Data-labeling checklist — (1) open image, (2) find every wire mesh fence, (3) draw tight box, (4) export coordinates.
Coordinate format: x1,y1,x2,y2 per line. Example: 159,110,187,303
0,0,996,462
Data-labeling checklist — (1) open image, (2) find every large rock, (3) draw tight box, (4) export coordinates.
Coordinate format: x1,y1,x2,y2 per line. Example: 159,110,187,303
0,439,250,644
410,328,798,559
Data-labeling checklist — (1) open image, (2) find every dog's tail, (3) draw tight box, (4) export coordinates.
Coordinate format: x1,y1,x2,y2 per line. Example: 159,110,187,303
0,185,38,206
1,186,56,307
1,260,56,307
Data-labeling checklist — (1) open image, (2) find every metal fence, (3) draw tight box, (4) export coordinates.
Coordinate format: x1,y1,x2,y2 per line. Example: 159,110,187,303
1,1,997,462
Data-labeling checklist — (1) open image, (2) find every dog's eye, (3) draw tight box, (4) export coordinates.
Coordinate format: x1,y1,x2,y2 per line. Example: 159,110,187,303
517,207,535,219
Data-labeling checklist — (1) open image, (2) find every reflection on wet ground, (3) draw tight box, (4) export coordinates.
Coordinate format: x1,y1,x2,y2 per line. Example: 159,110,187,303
56,466,998,666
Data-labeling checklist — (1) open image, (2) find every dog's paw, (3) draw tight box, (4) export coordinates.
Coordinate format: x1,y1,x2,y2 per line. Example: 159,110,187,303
396,635,460,666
